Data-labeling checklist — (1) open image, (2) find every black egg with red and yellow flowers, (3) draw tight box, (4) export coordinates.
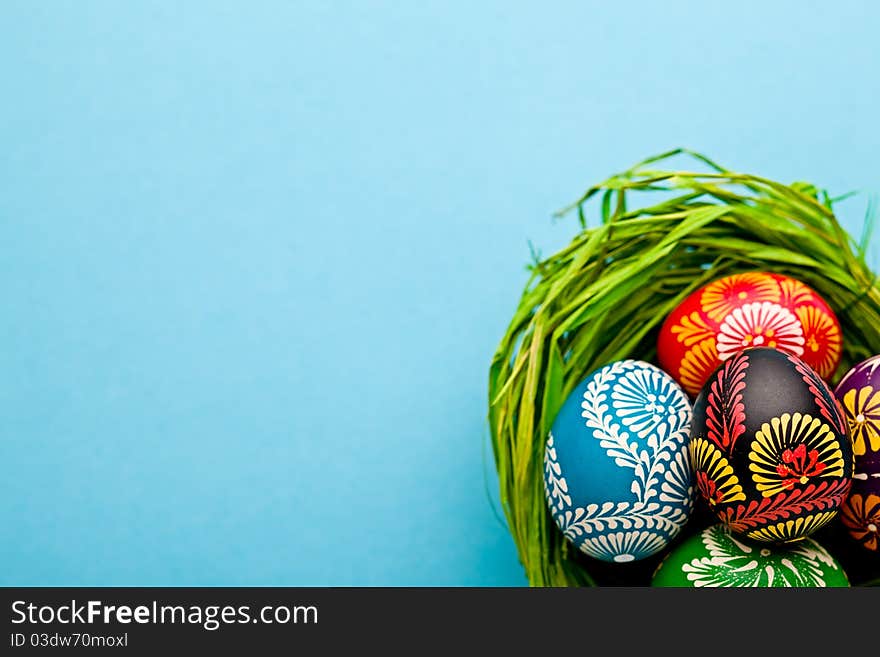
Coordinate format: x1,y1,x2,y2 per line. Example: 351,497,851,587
687,346,852,543
650,271,878,586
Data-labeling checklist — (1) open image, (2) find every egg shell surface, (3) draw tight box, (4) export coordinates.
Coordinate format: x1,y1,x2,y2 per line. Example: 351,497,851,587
657,272,842,396
689,347,853,544
544,359,694,563
834,355,880,551
651,523,849,587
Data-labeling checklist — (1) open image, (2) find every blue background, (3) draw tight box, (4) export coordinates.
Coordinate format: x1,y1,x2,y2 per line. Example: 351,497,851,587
2,2,879,586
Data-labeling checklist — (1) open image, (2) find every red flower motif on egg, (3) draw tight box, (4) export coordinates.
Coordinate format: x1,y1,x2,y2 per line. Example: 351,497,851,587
695,471,721,506
690,437,745,508
749,412,844,498
774,443,826,486
716,301,805,360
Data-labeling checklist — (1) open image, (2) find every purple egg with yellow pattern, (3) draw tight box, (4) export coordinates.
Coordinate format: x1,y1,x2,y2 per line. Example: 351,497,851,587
834,355,880,552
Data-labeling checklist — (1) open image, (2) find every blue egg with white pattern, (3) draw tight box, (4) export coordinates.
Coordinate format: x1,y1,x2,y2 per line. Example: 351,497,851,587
544,359,695,563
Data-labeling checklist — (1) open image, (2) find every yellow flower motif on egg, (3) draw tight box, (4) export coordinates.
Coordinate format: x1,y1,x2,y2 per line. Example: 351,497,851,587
840,386,880,456
795,305,842,379
678,338,719,397
749,412,844,497
700,273,780,322
746,511,839,544
777,277,815,308
671,311,715,347
690,437,746,508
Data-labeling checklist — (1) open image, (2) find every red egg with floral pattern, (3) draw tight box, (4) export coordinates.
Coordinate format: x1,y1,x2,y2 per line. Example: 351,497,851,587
657,272,842,397
690,347,853,543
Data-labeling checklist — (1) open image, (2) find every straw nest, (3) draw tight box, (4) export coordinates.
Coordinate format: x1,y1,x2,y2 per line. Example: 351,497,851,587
488,149,880,586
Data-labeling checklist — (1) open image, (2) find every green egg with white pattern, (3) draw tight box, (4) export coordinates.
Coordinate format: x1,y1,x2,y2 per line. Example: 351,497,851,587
651,523,849,587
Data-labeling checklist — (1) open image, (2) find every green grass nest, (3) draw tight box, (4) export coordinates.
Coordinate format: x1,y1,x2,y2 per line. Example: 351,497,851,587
488,149,880,587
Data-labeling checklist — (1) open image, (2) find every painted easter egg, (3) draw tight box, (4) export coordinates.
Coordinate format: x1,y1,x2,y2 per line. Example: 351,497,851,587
543,359,694,563
651,523,849,587
689,347,853,543
834,355,880,551
657,272,842,396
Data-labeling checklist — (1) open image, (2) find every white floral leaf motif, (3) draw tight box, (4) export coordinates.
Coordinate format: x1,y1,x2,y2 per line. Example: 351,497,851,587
682,525,832,587
580,360,692,505
554,361,695,562
792,542,838,570
716,301,805,360
660,443,694,506
543,432,571,512
579,530,668,563
560,501,687,540
582,369,642,471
